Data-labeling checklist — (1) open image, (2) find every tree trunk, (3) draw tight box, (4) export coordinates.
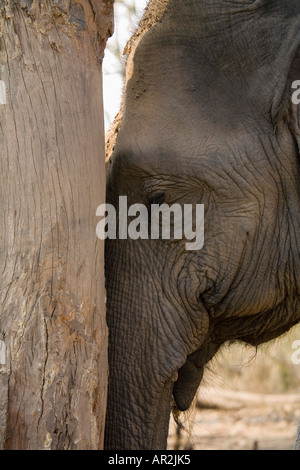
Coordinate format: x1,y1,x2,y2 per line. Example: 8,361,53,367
0,0,113,450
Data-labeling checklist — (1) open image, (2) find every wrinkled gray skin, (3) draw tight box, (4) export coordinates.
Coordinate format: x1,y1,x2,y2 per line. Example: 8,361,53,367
105,0,300,449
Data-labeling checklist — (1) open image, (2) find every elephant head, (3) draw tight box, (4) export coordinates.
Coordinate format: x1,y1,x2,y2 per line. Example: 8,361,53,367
104,0,300,449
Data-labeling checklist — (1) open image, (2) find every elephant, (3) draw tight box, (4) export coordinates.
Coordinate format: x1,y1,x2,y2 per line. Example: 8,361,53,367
104,0,300,450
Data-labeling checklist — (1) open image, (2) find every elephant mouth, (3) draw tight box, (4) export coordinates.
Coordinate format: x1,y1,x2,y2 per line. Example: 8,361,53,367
173,359,205,412
172,297,300,412
172,342,220,411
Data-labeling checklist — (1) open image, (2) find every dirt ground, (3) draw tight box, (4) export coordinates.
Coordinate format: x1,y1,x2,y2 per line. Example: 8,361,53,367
168,387,300,450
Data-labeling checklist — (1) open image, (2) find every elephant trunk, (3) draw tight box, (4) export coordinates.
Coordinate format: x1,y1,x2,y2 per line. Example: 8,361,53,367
104,240,176,450
104,372,173,449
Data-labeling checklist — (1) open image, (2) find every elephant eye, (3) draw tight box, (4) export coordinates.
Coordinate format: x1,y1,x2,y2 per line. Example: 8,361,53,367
148,192,165,206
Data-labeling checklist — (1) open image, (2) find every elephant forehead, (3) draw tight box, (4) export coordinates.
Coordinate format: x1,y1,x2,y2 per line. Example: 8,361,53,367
114,0,300,187
133,1,300,71
126,38,251,122
118,80,272,178
123,0,300,130
122,52,252,164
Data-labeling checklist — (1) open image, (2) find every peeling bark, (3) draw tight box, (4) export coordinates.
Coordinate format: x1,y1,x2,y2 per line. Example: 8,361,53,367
0,0,113,450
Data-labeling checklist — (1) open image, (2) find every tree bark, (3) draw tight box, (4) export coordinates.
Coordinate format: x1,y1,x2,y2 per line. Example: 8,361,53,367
0,0,113,450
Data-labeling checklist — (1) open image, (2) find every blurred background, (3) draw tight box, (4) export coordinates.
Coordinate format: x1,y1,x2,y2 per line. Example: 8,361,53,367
103,0,300,450
103,0,147,130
